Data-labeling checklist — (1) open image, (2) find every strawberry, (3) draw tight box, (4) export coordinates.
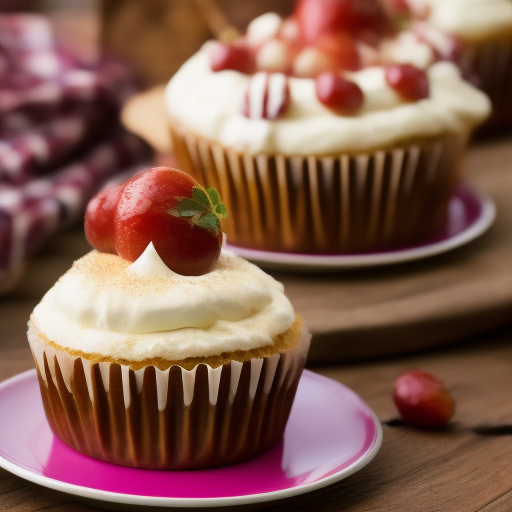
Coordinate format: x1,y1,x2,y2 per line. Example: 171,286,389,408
393,370,455,428
385,64,429,101
294,0,390,44
84,183,124,254
315,72,364,113
85,167,227,276
210,43,255,74
381,0,411,16
315,33,360,71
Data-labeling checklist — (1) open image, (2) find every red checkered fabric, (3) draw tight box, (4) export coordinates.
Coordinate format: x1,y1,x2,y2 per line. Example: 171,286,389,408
0,105,111,184
0,13,152,294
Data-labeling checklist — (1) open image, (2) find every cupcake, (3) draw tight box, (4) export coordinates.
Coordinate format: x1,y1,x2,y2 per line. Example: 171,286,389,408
166,0,490,254
386,0,512,133
27,167,310,469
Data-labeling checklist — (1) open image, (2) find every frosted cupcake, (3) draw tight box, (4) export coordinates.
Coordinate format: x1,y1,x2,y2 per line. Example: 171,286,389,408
393,0,512,133
166,0,490,254
27,167,310,469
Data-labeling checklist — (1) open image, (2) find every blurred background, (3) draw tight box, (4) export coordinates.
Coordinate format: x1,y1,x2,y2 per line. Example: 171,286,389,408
0,0,306,296
1,0,297,83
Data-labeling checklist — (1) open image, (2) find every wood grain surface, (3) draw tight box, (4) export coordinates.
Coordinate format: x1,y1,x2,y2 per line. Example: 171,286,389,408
123,85,512,362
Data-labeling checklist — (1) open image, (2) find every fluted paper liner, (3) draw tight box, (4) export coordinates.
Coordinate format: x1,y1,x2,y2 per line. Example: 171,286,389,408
170,123,468,253
462,38,512,133
28,321,310,469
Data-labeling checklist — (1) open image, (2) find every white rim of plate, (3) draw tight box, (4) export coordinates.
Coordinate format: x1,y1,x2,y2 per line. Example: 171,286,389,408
0,370,383,509
226,193,496,271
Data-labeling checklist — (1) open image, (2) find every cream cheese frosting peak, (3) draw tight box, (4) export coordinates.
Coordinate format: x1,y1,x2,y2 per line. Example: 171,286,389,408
128,242,187,279
31,249,296,361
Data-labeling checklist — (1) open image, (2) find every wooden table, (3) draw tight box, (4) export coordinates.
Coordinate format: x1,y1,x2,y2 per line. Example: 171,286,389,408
2,225,512,511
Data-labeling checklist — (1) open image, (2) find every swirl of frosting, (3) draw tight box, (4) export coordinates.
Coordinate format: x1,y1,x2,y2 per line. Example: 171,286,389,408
31,244,296,361
165,44,490,155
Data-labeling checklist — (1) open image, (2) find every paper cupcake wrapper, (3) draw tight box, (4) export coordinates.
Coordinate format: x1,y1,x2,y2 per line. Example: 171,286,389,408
170,124,467,253
462,38,512,133
28,321,310,470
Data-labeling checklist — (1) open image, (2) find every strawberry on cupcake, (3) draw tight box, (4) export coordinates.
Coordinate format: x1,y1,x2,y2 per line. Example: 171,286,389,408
85,167,227,276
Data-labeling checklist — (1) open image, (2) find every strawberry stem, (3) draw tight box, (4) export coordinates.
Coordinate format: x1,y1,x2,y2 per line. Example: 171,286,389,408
170,185,227,236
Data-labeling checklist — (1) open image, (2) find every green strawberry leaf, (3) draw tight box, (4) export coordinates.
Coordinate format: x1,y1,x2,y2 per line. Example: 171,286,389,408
207,187,220,206
215,204,227,217
169,198,207,218
171,186,227,236
192,187,211,209
195,211,221,235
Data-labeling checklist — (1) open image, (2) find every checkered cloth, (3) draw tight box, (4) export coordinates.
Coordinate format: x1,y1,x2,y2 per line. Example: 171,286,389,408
0,104,113,185
0,14,152,294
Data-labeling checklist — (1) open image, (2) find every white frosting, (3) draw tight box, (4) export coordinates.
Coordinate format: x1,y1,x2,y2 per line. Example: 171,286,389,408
293,46,334,77
381,32,435,69
408,0,512,41
246,13,283,45
166,45,490,155
31,244,296,361
257,39,290,72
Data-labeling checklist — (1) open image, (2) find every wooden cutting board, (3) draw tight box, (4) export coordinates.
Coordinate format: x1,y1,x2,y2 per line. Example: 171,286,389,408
122,89,512,362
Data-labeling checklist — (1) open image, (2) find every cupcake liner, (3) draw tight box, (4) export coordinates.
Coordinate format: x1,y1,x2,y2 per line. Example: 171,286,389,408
27,320,310,470
170,123,467,253
462,37,512,133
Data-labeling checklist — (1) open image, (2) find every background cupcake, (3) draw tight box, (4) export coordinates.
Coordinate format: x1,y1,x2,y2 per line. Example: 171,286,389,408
387,0,512,133
166,0,490,254
27,168,310,469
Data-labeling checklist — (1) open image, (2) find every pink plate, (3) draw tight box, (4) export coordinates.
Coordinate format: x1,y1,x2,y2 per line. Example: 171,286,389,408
0,369,381,508
227,184,496,271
